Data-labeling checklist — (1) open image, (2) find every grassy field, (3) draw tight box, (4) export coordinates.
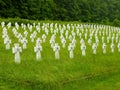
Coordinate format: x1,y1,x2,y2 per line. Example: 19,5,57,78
0,22,120,90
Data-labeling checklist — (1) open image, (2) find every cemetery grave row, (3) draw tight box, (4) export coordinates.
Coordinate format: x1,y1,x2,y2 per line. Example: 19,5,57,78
1,22,120,64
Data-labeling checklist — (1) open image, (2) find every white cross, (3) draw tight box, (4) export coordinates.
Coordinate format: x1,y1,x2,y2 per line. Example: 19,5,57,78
1,22,5,28
2,27,7,35
68,44,74,59
24,31,28,37
50,39,55,48
36,26,40,33
15,22,19,30
2,34,8,39
29,25,33,32
21,38,28,49
36,38,42,45
7,22,11,29
4,38,11,50
61,38,66,48
34,44,42,60
65,30,68,39
102,43,107,54
17,34,23,42
71,39,76,47
88,39,92,45
81,44,86,56
30,34,35,42
92,43,97,54
53,44,60,59
42,34,46,42
12,44,22,64
80,38,84,45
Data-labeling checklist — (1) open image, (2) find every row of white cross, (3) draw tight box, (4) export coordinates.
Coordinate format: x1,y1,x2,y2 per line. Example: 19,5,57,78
1,22,120,64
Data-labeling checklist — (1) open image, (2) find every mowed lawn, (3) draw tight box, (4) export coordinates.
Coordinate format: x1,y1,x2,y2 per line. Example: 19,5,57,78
0,22,120,90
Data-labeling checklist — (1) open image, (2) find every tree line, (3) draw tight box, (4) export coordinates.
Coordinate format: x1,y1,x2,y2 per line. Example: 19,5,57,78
0,0,120,26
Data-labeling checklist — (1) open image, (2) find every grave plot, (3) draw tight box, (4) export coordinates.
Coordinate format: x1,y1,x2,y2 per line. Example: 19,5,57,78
0,21,120,90
1,22,120,63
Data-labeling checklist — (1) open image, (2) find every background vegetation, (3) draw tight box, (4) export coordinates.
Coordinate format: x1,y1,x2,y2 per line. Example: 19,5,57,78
0,0,120,26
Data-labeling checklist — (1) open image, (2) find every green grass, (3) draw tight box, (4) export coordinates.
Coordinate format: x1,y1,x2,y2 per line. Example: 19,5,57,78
0,22,120,90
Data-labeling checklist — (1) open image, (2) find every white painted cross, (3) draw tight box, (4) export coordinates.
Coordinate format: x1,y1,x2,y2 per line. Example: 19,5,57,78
34,44,42,60
92,43,97,54
4,38,11,50
61,38,66,48
36,38,42,45
53,43,60,59
102,43,107,54
88,39,92,46
12,44,22,64
30,34,35,42
68,44,74,59
24,31,28,37
80,38,85,45
95,37,99,46
50,39,55,48
21,38,28,49
42,34,46,42
1,22,5,28
7,22,11,29
81,44,86,56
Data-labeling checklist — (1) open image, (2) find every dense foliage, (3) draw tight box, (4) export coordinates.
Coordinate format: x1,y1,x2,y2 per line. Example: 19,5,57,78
0,0,120,26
